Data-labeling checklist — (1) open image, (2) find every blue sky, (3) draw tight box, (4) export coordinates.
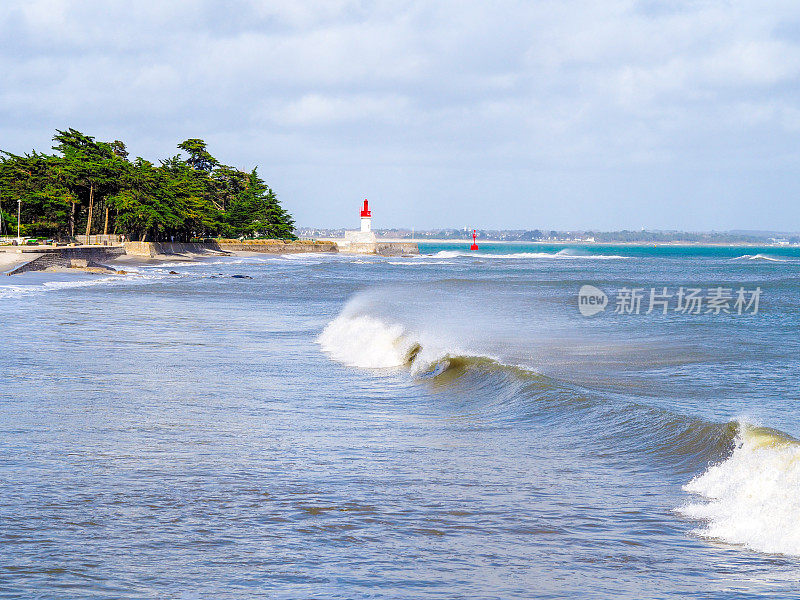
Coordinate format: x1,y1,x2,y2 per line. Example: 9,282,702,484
2,0,799,230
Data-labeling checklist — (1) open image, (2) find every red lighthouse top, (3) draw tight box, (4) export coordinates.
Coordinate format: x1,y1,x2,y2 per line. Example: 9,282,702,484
360,199,371,217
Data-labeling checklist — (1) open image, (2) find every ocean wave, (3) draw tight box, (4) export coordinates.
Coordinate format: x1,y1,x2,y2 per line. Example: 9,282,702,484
427,249,627,260
279,252,337,260
317,314,416,368
678,423,800,556
319,307,800,557
138,261,199,268
731,254,788,262
317,313,495,374
0,276,123,299
0,270,178,299
387,260,456,266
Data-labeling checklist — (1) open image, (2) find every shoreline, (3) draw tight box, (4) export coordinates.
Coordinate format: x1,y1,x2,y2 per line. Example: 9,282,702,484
0,248,231,276
373,238,800,248
2,237,797,277
0,239,338,276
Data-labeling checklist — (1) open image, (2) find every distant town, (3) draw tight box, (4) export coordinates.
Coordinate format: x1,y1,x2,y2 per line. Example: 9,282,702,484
297,227,800,245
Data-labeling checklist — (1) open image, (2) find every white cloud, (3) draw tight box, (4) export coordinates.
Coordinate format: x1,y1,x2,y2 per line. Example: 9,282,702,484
1,0,800,229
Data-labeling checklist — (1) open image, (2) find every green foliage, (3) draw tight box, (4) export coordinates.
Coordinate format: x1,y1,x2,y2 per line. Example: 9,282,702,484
225,169,296,239
177,138,218,173
0,129,296,241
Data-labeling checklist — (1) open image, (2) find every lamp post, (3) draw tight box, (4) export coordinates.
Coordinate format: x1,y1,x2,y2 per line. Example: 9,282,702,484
17,198,21,244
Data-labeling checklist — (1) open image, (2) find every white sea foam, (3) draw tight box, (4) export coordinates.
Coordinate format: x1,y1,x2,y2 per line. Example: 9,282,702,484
0,276,123,299
138,261,198,268
280,252,336,260
317,314,415,368
0,285,38,300
0,271,175,300
317,311,502,380
678,423,800,556
732,254,788,262
387,260,456,266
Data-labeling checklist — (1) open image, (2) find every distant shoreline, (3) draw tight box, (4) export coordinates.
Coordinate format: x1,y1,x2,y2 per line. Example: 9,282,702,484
370,238,800,248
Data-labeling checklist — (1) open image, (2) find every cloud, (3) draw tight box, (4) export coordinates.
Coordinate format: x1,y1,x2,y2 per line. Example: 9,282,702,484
1,0,800,229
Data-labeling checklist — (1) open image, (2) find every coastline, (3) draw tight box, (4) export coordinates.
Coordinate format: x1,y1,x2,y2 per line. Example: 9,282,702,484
2,237,796,278
0,239,338,277
373,238,800,248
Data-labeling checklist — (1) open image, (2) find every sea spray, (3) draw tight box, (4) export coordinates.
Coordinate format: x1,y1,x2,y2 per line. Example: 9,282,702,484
316,313,493,376
679,423,800,555
317,315,415,368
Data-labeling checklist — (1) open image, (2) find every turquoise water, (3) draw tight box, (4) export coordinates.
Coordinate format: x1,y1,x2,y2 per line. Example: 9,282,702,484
2,244,800,598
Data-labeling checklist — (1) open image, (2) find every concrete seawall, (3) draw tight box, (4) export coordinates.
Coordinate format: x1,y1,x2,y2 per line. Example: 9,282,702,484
123,242,229,257
337,241,420,255
217,240,338,253
124,240,338,256
125,239,415,256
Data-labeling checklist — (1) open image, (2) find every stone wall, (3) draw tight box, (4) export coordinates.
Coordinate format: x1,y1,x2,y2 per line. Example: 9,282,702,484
217,240,338,253
338,241,420,255
376,242,419,256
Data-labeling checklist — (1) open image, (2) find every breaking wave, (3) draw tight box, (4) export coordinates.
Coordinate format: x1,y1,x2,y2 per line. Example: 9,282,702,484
317,312,492,374
732,254,789,262
678,424,800,556
318,314,416,369
318,307,800,557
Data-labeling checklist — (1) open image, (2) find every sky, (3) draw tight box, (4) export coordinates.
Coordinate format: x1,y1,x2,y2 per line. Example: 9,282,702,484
2,0,800,231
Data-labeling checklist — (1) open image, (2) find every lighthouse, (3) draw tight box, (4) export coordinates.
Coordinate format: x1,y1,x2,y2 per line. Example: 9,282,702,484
360,199,372,233
343,197,378,250
339,198,419,255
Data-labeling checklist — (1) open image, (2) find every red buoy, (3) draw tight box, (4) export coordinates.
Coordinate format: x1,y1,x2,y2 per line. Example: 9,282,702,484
470,229,479,251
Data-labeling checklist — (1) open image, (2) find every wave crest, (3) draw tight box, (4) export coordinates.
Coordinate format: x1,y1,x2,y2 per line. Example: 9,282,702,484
317,314,499,377
319,307,800,557
317,315,417,368
732,253,788,262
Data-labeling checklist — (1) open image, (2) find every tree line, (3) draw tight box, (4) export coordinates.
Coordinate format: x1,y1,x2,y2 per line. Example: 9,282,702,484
0,129,295,241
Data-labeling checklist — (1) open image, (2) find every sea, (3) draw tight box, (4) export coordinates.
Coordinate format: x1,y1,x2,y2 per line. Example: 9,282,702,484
1,242,800,599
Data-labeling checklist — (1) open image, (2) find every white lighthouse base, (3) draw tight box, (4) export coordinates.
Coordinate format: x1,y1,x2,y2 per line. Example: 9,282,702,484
339,229,378,253
337,231,418,255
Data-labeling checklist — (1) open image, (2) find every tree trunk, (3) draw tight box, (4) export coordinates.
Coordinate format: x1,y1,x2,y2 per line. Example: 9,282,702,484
84,182,94,242
69,202,76,237
103,205,109,236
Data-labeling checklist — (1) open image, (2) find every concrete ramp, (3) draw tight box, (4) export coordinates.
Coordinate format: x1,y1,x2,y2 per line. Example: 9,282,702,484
4,247,124,276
